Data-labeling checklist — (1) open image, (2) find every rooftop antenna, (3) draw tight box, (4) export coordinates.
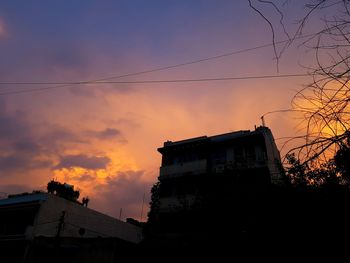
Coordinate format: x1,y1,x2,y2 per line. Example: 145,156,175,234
119,208,123,221
261,108,294,127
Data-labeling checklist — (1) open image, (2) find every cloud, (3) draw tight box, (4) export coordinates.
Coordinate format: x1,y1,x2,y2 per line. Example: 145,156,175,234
96,128,122,139
76,173,96,182
0,102,86,176
55,154,111,170
0,114,29,142
0,154,52,173
0,107,54,175
87,128,127,143
13,140,42,153
40,125,88,151
91,170,152,220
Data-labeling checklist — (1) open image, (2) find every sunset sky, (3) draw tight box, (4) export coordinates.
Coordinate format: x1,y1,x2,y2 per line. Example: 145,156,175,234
0,1,322,220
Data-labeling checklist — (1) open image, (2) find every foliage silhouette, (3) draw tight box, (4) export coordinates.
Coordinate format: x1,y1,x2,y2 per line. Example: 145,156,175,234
47,180,80,202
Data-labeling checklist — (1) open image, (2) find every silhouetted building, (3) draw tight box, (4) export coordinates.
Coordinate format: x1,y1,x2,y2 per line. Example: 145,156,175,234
157,126,284,213
146,126,350,254
0,192,142,262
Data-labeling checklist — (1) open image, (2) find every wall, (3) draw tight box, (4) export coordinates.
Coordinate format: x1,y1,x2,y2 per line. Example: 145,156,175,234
258,127,284,184
159,159,207,179
33,194,143,244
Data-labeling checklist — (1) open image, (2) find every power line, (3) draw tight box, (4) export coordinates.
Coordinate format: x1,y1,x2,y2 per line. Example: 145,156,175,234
84,23,341,83
0,23,344,97
35,219,60,226
86,37,296,82
1,36,305,86
0,34,314,96
65,221,111,237
0,74,309,85
0,73,309,96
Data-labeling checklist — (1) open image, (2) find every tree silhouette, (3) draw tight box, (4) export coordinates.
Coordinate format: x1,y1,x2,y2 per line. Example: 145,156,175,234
147,181,161,224
334,135,350,180
285,152,343,187
47,180,80,201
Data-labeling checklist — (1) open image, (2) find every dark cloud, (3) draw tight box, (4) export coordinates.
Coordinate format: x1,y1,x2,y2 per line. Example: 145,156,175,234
86,128,127,143
0,103,35,145
0,101,126,178
0,116,23,138
0,155,28,172
97,128,122,139
91,170,152,220
55,154,111,170
0,103,127,178
0,107,54,175
0,113,30,141
0,154,53,173
39,126,88,156
13,140,41,153
94,128,123,139
0,103,83,176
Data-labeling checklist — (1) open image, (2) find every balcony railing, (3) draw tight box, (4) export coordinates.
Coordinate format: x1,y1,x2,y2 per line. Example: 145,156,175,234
159,159,207,178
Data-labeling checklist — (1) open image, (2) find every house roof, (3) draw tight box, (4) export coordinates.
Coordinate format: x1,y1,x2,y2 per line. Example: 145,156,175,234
0,193,48,206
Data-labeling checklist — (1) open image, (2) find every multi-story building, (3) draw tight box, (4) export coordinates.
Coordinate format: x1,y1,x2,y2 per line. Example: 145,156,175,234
157,126,284,213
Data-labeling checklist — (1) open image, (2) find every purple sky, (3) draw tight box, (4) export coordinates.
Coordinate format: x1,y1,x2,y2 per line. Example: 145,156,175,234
0,1,322,220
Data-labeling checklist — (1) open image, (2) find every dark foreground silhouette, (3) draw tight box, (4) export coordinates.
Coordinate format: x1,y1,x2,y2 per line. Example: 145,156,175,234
1,184,349,262
142,184,350,258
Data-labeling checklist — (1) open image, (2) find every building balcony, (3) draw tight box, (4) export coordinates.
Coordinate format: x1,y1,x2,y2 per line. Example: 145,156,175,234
159,159,207,179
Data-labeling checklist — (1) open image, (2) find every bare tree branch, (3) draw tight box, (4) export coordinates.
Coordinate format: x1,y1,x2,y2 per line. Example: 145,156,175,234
250,0,350,171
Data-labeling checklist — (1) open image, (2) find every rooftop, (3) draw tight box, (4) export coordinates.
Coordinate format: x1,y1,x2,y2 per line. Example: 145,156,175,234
159,127,270,152
0,193,48,207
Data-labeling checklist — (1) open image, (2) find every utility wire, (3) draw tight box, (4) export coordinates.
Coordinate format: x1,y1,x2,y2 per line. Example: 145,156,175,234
1,37,297,85
0,73,308,96
1,36,308,86
0,34,314,96
0,74,309,85
1,22,344,97
65,221,111,237
35,219,60,226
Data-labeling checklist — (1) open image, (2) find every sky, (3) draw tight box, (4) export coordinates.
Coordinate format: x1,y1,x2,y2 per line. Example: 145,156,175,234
0,1,321,220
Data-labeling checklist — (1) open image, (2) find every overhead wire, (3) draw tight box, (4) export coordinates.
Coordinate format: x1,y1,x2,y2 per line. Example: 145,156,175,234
0,35,313,96
0,74,309,85
0,73,309,96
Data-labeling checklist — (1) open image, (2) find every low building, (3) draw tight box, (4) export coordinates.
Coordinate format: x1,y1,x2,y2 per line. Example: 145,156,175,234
0,192,143,262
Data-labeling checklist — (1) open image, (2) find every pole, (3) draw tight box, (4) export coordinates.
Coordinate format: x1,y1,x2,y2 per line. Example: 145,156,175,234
56,211,65,238
55,211,65,263
140,193,145,222
119,208,122,220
